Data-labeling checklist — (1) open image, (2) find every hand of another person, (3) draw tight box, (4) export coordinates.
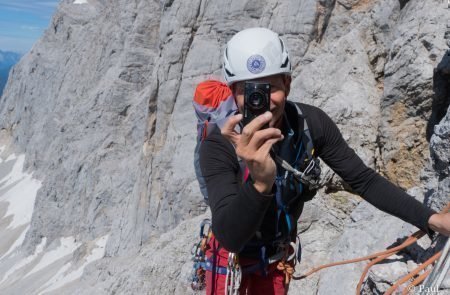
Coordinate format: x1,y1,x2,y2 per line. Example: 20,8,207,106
428,212,450,236
221,112,283,194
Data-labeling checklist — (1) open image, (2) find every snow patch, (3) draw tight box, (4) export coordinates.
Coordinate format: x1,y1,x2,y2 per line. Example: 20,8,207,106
0,238,47,284
0,151,41,257
37,235,109,294
26,237,81,278
0,154,42,229
73,0,88,4
0,225,29,259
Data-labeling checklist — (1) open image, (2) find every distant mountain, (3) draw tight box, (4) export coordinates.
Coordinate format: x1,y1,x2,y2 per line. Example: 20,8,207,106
0,50,21,96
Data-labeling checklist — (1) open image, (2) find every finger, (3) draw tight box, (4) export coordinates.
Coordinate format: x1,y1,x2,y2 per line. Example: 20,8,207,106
222,114,243,135
240,112,272,145
247,128,282,151
258,136,284,156
226,133,241,147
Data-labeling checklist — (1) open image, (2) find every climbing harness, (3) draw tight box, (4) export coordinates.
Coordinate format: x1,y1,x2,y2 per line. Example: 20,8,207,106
222,240,299,294
196,238,300,294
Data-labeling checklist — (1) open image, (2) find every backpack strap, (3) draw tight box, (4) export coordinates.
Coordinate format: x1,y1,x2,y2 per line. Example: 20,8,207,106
274,102,321,191
292,103,315,159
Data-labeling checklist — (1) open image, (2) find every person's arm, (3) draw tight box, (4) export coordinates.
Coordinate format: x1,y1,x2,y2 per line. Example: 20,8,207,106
310,106,437,234
200,112,284,252
199,129,273,252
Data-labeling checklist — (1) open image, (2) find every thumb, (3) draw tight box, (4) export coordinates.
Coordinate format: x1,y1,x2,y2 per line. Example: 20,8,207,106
222,114,243,134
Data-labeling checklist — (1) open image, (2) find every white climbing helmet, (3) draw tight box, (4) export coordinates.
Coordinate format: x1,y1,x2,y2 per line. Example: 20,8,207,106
223,27,291,86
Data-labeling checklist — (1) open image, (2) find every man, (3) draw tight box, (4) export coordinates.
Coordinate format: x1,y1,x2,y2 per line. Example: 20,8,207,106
199,27,450,294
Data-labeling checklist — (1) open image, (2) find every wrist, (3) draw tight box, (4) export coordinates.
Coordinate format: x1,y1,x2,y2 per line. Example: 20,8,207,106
428,214,438,232
427,212,450,237
428,213,440,228
253,181,273,195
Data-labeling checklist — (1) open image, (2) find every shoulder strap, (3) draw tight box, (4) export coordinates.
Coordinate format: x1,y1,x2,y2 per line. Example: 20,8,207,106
292,103,315,159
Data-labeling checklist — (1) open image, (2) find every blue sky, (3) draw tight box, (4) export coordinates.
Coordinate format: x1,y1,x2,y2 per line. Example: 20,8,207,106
0,1,59,54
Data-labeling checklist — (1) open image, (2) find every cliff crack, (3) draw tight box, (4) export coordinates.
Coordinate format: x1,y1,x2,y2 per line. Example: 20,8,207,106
315,0,337,43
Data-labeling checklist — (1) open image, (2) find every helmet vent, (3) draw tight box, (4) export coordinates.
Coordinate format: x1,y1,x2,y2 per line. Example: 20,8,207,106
279,38,284,52
281,56,289,68
224,67,235,77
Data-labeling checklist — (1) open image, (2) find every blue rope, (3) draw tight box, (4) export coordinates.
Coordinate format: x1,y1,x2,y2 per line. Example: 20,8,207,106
293,141,304,164
275,177,284,235
275,177,292,234
259,246,268,277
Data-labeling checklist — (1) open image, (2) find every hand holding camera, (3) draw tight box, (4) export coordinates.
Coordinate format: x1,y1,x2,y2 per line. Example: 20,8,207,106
221,82,283,194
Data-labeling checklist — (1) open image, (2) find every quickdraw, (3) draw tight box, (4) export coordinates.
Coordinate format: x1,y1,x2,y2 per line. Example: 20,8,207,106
275,154,321,190
190,219,212,291
225,253,242,295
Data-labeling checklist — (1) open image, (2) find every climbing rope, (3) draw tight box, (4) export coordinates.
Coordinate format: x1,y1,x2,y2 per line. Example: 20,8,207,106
356,231,426,293
358,202,450,294
418,236,450,294
289,230,425,282
277,260,295,286
288,202,450,295
402,269,431,295
384,251,442,295
275,241,298,286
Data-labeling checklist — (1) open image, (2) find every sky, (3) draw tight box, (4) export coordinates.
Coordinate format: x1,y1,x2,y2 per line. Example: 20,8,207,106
0,1,59,54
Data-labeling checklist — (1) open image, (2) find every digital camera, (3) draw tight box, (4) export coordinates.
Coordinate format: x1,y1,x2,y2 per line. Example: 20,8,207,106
243,82,270,127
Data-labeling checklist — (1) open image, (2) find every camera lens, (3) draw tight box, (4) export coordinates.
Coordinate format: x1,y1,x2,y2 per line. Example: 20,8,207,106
248,91,266,109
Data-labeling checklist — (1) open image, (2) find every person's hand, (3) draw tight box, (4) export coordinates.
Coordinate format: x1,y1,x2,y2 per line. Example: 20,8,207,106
221,113,243,146
428,212,450,236
221,112,283,194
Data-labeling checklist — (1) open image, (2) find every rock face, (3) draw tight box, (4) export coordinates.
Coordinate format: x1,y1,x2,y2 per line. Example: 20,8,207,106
0,0,449,294
428,49,450,212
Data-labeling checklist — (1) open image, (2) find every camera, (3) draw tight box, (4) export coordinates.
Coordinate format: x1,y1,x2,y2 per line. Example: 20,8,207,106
243,82,270,127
